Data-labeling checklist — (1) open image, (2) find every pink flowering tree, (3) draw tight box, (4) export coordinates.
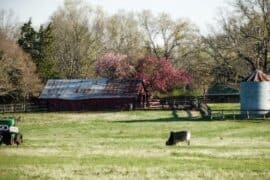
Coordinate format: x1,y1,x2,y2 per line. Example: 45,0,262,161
96,53,192,93
96,52,135,79
135,56,192,92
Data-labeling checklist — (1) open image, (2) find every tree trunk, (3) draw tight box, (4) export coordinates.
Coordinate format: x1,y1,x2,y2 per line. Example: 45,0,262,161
263,41,268,72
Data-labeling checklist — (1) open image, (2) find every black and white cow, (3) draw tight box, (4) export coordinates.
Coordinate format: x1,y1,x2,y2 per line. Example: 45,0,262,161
166,131,191,146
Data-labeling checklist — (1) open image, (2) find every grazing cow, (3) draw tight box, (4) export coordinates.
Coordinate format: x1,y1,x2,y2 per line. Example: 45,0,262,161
166,131,191,146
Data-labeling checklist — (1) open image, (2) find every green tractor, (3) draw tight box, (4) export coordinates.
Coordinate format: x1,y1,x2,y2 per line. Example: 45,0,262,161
0,117,23,146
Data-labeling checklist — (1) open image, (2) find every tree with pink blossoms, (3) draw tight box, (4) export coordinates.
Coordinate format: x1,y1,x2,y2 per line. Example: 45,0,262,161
135,56,192,92
96,53,192,93
96,52,135,79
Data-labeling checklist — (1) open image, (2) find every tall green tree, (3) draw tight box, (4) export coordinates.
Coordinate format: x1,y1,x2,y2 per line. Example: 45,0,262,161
18,20,57,82
17,19,38,60
38,24,58,82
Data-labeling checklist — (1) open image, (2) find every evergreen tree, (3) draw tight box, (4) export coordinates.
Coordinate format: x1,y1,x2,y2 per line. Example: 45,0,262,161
17,19,39,61
18,20,57,82
38,24,58,82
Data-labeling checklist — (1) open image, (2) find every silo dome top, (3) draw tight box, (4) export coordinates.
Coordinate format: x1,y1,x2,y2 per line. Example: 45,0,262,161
246,70,270,82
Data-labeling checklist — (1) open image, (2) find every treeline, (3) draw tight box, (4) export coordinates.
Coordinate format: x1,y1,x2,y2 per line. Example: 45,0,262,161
0,0,270,101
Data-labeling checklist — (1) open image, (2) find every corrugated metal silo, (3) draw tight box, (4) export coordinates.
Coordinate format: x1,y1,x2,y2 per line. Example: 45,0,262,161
240,70,270,115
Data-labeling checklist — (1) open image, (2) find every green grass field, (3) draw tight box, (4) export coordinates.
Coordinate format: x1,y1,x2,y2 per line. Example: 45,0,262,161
0,110,270,179
208,103,240,111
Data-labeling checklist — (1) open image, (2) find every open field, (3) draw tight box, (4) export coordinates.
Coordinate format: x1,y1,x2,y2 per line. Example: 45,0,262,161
0,110,270,179
208,103,240,111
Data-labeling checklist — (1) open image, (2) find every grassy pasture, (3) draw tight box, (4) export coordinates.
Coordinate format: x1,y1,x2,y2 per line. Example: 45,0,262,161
0,110,270,179
208,103,240,111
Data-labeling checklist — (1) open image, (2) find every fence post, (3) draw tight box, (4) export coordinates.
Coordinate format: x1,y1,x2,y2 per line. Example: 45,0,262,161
247,111,249,119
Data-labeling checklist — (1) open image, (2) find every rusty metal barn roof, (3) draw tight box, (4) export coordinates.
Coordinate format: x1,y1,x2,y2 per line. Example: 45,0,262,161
246,70,270,82
39,79,144,100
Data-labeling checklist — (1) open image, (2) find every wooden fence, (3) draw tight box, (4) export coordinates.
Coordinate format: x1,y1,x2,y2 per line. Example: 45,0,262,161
209,109,270,120
160,95,240,104
0,103,47,113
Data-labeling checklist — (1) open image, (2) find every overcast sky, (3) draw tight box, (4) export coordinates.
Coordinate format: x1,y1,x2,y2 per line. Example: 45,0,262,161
0,0,230,33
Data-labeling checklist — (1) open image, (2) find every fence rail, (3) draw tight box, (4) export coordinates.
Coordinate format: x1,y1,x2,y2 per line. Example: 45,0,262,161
160,95,240,104
0,103,47,113
209,109,270,120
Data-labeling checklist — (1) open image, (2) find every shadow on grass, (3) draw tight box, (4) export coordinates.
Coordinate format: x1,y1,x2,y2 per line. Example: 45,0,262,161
115,109,219,123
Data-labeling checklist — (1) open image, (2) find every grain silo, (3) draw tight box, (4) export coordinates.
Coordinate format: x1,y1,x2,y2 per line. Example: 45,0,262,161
240,70,270,115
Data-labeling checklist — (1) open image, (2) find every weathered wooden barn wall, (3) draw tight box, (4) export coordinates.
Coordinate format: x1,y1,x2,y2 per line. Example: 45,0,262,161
43,98,140,111
39,79,147,111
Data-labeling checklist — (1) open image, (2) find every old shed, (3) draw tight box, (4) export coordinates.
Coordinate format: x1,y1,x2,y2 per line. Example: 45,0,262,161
206,83,239,102
39,79,147,111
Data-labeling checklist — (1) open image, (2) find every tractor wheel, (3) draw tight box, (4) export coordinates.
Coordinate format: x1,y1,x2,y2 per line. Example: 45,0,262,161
9,134,15,145
15,133,23,145
0,135,3,146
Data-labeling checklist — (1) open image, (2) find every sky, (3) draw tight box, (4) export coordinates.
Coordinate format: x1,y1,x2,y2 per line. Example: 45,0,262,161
0,0,229,33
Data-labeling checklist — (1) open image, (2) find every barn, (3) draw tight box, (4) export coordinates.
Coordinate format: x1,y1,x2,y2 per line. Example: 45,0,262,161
39,79,148,111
